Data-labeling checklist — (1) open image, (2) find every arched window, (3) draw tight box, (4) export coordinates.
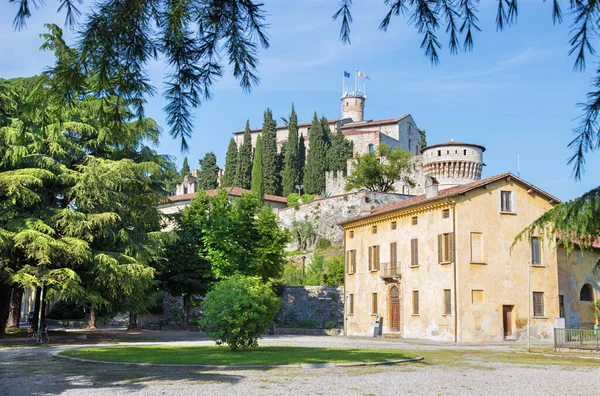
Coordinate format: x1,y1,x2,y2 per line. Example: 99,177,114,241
580,283,594,302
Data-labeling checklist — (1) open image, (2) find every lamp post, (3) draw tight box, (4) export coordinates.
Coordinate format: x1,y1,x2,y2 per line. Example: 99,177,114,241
302,256,306,279
295,184,303,196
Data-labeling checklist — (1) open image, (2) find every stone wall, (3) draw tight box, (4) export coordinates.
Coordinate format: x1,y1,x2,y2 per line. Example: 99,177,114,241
276,286,345,328
278,191,412,249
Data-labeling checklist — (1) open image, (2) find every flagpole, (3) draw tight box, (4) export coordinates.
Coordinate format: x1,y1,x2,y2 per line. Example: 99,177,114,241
354,68,357,93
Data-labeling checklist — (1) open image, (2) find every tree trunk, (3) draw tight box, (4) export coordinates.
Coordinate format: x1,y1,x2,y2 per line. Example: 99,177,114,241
182,294,190,331
39,285,48,327
88,307,97,329
128,311,138,330
0,283,11,335
31,287,41,331
7,285,23,328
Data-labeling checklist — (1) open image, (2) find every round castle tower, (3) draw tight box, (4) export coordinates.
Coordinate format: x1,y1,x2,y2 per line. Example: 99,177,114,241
341,92,365,122
421,141,486,190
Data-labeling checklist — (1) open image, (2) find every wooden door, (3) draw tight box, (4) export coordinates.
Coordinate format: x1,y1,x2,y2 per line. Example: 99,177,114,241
502,305,512,337
390,286,400,332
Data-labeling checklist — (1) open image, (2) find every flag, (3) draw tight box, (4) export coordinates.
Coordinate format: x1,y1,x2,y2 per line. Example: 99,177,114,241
366,75,371,81
344,71,350,78
356,69,364,78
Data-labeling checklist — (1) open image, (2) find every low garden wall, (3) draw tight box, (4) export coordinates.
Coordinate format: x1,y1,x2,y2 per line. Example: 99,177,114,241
276,286,344,329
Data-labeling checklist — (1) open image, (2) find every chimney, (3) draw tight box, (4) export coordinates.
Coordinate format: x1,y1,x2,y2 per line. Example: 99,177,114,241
425,176,439,199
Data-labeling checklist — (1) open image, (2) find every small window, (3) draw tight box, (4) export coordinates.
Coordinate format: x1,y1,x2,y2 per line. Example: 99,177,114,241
444,289,452,315
412,291,419,315
349,230,354,239
531,237,541,265
533,292,544,317
410,238,419,267
372,225,377,234
391,221,397,230
580,284,594,302
368,245,380,271
438,150,441,156
408,138,412,151
372,293,378,314
346,250,356,274
472,290,484,304
470,232,483,263
442,209,450,219
412,216,418,225
307,127,311,136
501,191,513,212
463,149,467,155
368,144,375,153
438,233,454,263
559,295,565,318
348,294,354,314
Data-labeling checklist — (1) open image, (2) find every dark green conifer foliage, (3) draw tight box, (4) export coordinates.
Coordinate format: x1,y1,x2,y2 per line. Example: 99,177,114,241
237,120,253,189
198,152,219,190
327,126,354,172
303,113,329,194
261,108,280,195
297,135,306,188
321,116,333,147
281,104,299,196
221,138,239,187
181,157,191,177
251,135,264,204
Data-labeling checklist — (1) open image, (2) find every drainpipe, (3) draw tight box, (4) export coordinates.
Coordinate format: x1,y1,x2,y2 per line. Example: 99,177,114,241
447,198,458,343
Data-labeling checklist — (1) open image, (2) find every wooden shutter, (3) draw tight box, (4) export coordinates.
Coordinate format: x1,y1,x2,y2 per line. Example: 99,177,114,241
368,246,372,271
449,232,455,262
390,242,397,265
351,250,356,273
444,289,452,314
375,245,380,270
438,234,443,263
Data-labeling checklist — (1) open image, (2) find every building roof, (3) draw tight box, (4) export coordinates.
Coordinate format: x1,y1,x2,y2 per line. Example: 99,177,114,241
339,115,410,130
421,141,486,153
340,172,562,226
161,187,287,205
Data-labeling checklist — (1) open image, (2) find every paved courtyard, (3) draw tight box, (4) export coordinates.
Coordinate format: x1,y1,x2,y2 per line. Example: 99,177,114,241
1,333,599,395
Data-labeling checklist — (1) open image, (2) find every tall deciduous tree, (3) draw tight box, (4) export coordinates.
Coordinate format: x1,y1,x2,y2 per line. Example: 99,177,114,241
221,138,239,188
281,104,299,196
251,135,264,204
261,108,280,195
303,113,329,194
237,120,253,189
327,127,354,172
198,152,219,190
345,144,416,192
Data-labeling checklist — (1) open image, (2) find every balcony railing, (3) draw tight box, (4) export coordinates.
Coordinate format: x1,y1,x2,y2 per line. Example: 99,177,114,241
380,261,400,279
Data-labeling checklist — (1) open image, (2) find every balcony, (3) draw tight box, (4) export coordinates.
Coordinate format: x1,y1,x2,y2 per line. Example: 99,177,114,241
380,261,401,279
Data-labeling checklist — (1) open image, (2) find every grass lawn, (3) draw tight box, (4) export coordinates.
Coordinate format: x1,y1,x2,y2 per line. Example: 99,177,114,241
60,346,417,365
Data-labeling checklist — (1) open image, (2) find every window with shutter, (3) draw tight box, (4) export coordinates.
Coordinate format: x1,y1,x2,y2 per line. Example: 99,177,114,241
351,250,356,273
439,233,454,263
533,292,544,317
531,237,541,265
391,221,397,230
390,242,397,265
348,294,354,314
501,191,513,212
470,232,483,263
368,246,372,271
412,216,418,225
444,289,452,315
372,293,378,314
375,245,380,270
411,239,419,267
412,291,419,315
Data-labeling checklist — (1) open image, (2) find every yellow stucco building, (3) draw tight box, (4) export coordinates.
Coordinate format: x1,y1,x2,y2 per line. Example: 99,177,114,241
341,172,569,342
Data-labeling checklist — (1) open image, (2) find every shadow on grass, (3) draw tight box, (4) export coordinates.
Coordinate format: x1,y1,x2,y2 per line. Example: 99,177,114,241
0,348,250,396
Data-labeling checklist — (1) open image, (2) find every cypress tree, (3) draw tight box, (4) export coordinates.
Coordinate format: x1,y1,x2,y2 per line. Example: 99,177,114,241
261,108,280,195
281,104,299,196
251,135,264,204
221,138,239,187
327,126,354,172
297,135,306,187
303,113,329,194
237,120,253,189
198,152,220,189
321,116,334,147
181,156,191,177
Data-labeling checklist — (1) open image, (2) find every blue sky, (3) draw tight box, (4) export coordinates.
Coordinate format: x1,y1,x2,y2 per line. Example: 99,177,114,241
1,0,599,201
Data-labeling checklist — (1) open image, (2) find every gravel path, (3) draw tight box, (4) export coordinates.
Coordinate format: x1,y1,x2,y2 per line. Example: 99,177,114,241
1,335,598,395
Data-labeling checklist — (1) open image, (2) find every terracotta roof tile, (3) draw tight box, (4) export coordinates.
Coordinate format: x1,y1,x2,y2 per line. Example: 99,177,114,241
340,172,562,225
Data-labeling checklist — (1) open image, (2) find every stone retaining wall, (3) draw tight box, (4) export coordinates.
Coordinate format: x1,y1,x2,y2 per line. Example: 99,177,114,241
276,286,345,328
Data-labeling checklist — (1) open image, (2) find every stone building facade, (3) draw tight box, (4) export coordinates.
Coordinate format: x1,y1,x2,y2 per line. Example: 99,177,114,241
340,173,564,342
421,141,486,190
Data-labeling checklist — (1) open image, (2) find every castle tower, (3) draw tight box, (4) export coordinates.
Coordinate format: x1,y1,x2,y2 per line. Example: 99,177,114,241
421,141,486,190
341,92,365,122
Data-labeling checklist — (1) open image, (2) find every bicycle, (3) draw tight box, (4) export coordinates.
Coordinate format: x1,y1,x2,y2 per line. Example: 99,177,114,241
26,323,49,345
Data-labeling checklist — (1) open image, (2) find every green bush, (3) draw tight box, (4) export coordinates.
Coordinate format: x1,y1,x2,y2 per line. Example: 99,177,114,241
199,275,281,350
296,317,319,328
325,320,339,329
315,237,332,250
287,193,300,207
301,193,315,203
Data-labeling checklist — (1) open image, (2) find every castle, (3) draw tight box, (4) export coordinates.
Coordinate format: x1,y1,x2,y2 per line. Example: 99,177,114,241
233,90,486,196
